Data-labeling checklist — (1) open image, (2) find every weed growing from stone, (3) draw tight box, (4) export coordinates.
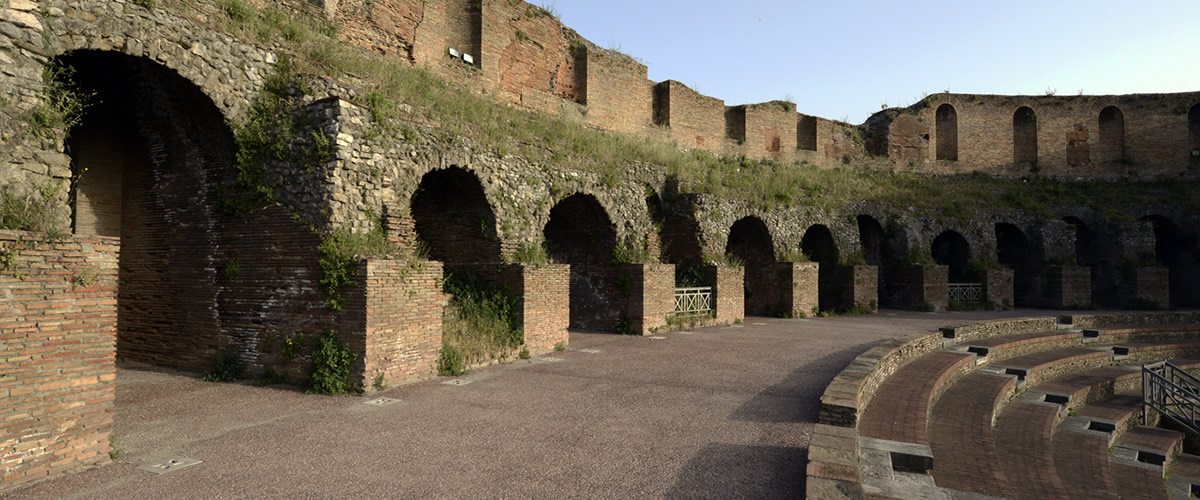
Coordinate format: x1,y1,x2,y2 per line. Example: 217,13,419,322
307,330,358,394
439,271,521,374
553,342,567,352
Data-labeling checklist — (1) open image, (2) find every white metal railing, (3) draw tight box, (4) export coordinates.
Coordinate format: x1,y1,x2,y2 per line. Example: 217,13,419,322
948,282,983,303
674,287,713,315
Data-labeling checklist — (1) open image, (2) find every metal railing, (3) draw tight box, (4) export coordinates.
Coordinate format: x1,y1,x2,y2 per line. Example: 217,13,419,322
674,287,713,315
948,282,984,303
1143,361,1200,435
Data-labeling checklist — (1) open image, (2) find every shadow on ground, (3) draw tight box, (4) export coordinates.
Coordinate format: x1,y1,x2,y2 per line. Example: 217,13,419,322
731,340,881,423
666,444,808,499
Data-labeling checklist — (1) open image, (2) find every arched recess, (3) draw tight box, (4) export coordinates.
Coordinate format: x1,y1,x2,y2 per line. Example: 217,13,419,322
802,224,840,311
1013,106,1038,165
1189,104,1200,166
647,189,703,286
1141,215,1199,307
932,230,973,283
935,104,958,161
857,215,896,306
1064,216,1116,307
63,50,237,373
1099,106,1125,164
726,217,777,316
544,193,621,330
411,167,501,264
995,223,1036,306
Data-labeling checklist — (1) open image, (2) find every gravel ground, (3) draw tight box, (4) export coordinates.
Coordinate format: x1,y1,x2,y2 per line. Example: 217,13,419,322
7,309,1070,499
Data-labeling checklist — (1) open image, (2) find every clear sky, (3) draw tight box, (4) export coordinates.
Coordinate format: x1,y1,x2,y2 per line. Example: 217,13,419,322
549,0,1200,123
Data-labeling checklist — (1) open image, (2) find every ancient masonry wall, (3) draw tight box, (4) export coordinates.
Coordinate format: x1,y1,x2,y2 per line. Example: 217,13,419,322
0,232,118,491
707,265,745,324
502,264,570,354
624,263,675,334
356,260,446,387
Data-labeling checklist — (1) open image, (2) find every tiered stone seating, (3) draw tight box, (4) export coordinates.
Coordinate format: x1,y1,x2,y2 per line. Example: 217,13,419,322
808,312,1200,499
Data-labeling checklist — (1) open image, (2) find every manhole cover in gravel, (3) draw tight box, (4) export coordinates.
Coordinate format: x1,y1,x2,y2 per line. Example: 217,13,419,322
648,336,667,340
442,379,473,386
534,357,564,363
676,331,694,335
138,457,202,475
363,397,400,406
577,348,603,354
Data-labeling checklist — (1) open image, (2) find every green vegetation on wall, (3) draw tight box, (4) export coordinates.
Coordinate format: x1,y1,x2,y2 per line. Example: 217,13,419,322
438,271,521,376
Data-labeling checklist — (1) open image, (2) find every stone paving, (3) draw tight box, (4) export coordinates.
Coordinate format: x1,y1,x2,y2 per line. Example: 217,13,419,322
7,309,1061,499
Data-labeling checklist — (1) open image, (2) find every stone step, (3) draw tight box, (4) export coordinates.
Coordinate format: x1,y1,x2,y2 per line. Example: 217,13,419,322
961,329,1082,363
1166,453,1200,498
858,351,975,446
992,347,1111,387
993,399,1069,499
928,371,1018,496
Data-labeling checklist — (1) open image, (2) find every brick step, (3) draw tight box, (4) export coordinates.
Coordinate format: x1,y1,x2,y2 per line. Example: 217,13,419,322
928,372,1018,497
991,346,1112,387
994,399,1069,499
858,351,975,445
961,329,1082,363
1166,454,1200,498
1109,426,1179,499
1052,415,1121,500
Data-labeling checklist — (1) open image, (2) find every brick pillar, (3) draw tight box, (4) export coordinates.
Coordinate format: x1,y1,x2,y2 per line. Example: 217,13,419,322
1045,265,1091,309
501,263,569,354
705,265,744,324
896,264,949,311
623,263,675,335
357,260,445,388
0,232,119,492
1133,266,1169,309
984,268,1014,309
845,265,879,312
780,262,819,317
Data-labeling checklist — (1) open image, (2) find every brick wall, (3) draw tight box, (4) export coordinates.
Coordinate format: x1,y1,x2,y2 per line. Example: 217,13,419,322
845,265,878,311
743,101,797,157
893,264,949,311
354,260,445,388
582,45,653,135
781,262,819,318
654,80,726,150
1134,266,1170,309
624,263,674,335
0,232,118,492
705,265,744,324
1045,265,1091,309
983,268,1014,308
501,263,569,354
482,1,584,110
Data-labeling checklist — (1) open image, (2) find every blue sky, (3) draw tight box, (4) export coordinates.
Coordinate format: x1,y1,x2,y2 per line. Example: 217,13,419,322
550,1,1200,123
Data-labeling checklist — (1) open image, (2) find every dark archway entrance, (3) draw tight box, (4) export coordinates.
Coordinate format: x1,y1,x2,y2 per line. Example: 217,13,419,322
995,223,1037,306
544,194,621,330
411,167,501,264
858,215,896,307
932,231,973,283
1099,106,1125,164
1142,215,1199,307
802,224,839,311
935,104,958,161
648,188,703,287
64,50,237,374
726,217,777,316
1013,106,1038,166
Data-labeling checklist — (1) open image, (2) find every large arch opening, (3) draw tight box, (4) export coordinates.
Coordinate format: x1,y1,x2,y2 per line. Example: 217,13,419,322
726,217,777,316
648,187,703,286
1098,106,1125,164
1064,216,1116,307
63,50,237,373
1142,215,1199,307
857,215,895,307
935,104,958,161
411,167,501,264
1190,104,1200,166
995,223,1037,306
932,230,973,283
802,224,840,311
544,194,621,330
1013,106,1038,166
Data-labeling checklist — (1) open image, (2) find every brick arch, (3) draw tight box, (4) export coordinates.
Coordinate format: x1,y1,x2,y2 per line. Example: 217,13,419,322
1013,106,1038,165
932,230,973,282
935,103,958,161
1098,106,1125,163
994,223,1035,306
45,6,275,120
727,216,777,316
61,49,239,372
544,193,622,330
410,166,502,264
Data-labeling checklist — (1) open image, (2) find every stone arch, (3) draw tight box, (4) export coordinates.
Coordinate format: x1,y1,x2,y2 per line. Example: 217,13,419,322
62,50,238,372
1013,106,1038,165
1140,215,1199,307
935,103,958,161
47,10,274,120
648,189,703,286
995,223,1036,306
932,230,973,282
1099,106,1125,163
544,193,621,330
1189,104,1200,166
726,216,777,316
802,224,839,311
411,167,502,264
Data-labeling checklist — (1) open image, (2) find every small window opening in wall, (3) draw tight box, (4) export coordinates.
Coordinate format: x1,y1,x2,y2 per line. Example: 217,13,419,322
935,103,958,161
1013,106,1038,165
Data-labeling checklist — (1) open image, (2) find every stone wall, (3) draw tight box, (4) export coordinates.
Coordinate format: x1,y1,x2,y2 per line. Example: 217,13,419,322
983,268,1014,308
0,232,118,492
893,264,949,311
1045,265,1092,309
